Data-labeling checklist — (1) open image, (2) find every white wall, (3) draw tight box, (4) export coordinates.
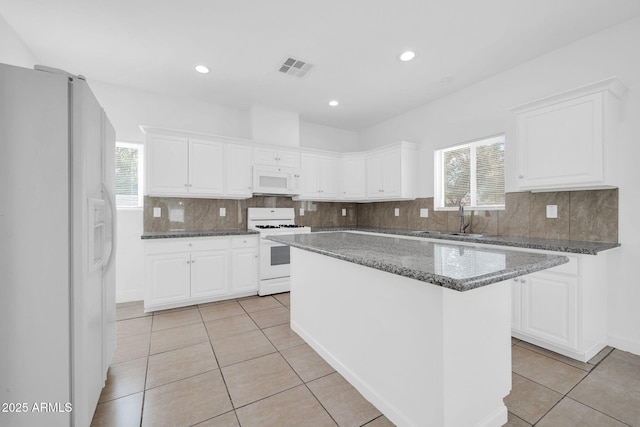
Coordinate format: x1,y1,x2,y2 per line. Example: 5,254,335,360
91,81,252,143
0,14,38,67
250,104,300,147
299,121,361,152
357,16,640,355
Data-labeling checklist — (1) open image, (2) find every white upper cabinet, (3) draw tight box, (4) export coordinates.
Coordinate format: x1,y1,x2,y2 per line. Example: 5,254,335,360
189,139,224,195
146,134,190,195
145,131,253,198
253,147,300,169
365,142,418,200
296,152,339,200
512,77,626,191
225,144,252,198
340,154,366,200
144,127,419,202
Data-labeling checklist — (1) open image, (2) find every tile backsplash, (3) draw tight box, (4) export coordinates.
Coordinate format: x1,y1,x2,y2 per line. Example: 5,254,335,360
143,196,358,232
144,188,618,243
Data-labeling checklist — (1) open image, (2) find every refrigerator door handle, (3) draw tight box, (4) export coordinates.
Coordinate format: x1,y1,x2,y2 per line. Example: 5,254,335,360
102,182,117,272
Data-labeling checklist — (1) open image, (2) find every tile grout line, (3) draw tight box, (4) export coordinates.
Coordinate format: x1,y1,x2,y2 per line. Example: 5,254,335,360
196,305,239,425
527,347,628,426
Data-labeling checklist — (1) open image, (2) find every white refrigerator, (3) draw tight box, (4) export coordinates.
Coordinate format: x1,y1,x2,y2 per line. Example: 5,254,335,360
0,63,116,427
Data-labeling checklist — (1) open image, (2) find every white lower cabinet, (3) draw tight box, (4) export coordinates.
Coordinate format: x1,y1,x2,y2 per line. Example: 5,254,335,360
190,251,229,299
519,273,578,350
145,235,259,311
231,237,260,294
510,251,609,362
147,253,191,306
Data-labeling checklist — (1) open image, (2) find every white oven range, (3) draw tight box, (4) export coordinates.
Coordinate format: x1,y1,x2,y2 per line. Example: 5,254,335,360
247,208,311,296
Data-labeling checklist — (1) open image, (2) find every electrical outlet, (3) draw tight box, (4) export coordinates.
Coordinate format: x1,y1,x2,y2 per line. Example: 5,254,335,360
546,205,558,219
420,208,429,218
153,207,161,218
394,208,399,217
299,208,305,216
341,208,347,216
219,207,226,217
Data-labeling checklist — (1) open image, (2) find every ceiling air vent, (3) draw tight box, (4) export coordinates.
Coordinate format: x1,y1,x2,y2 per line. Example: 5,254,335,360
278,57,314,78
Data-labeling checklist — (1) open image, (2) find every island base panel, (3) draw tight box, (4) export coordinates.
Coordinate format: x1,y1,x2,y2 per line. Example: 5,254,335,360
290,248,511,427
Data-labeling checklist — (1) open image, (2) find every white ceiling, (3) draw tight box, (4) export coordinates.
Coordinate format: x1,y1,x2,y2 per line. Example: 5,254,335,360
2,0,640,131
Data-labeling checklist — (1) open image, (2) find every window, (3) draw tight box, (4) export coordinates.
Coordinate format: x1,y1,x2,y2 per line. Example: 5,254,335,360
115,141,144,208
435,135,505,210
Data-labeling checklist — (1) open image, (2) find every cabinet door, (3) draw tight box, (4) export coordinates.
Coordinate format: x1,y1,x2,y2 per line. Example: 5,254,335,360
226,144,252,197
319,156,339,198
517,93,603,190
254,147,279,166
521,272,578,350
381,148,401,196
299,153,320,197
146,253,191,306
277,150,301,168
366,152,384,199
146,135,189,195
231,249,259,293
341,156,366,199
190,251,229,299
189,139,224,195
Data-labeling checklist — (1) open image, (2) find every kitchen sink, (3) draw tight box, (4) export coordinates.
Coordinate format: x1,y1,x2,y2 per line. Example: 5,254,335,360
412,231,485,238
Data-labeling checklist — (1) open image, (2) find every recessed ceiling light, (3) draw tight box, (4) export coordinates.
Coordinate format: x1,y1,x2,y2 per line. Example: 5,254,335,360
398,51,416,62
328,100,339,107
195,65,210,74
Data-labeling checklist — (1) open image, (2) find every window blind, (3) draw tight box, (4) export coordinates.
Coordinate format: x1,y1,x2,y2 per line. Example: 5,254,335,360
115,142,143,208
437,135,504,209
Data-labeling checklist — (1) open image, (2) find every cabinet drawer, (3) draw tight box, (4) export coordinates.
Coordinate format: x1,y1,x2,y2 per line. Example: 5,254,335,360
146,237,230,254
546,255,578,276
232,236,259,248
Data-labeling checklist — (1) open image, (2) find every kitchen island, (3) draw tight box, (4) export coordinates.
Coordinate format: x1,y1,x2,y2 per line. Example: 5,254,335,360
268,231,569,427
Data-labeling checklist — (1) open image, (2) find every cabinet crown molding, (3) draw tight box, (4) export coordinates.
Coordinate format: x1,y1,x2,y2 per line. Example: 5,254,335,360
510,77,628,114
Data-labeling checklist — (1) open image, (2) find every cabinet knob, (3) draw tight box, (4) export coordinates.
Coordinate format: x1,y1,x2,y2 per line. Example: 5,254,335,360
186,260,190,264
188,243,192,247
518,175,524,179
521,279,526,284
184,184,189,187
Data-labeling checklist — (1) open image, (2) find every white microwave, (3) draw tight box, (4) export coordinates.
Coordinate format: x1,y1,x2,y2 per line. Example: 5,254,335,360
252,166,301,195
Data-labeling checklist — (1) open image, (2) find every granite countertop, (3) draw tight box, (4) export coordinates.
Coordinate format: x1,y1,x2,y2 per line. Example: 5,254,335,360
141,229,259,239
310,227,620,255
268,231,569,292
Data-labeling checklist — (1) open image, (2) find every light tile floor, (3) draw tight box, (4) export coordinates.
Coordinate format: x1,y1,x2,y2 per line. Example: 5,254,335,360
92,293,640,426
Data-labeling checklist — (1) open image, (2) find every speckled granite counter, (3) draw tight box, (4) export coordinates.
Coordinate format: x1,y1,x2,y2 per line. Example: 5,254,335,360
310,227,619,255
268,231,568,291
141,229,259,239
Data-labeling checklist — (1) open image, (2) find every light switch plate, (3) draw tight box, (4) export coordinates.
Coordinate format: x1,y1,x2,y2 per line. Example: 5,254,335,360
341,208,346,216
420,208,429,218
219,207,226,217
394,208,400,217
299,208,305,216
546,205,558,219
153,207,161,218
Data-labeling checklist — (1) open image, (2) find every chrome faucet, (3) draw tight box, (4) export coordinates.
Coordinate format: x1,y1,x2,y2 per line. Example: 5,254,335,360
458,203,470,233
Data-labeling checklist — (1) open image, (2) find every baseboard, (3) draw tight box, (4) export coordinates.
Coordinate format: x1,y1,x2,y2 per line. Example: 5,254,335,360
116,288,144,303
608,334,640,356
292,320,425,427
471,405,508,427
